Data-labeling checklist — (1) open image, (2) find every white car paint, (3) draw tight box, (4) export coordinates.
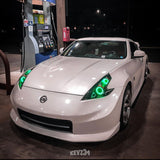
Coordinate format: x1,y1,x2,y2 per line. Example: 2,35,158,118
10,37,148,142
24,57,127,95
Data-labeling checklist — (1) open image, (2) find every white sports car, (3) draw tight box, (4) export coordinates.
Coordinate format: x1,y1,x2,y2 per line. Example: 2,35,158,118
10,37,149,142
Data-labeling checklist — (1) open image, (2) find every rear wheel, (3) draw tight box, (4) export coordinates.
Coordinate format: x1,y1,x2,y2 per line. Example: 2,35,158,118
120,85,132,129
144,59,150,80
144,65,150,80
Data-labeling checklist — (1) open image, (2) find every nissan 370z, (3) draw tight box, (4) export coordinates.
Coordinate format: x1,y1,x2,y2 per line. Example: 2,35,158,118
10,37,149,142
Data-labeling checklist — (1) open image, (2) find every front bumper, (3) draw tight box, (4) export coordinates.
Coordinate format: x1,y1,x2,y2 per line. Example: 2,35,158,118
10,84,124,142
10,109,120,142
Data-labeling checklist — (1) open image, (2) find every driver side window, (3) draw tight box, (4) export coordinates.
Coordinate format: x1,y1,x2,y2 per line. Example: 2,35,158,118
130,42,138,58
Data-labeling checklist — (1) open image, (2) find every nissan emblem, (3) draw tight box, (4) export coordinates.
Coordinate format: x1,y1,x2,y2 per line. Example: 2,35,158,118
40,96,47,103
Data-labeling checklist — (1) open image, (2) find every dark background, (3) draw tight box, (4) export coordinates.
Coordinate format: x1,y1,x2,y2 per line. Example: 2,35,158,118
0,0,160,60
67,0,160,46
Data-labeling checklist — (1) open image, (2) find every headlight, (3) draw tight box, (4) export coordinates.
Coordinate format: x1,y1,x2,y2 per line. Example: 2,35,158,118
18,69,33,89
82,74,114,100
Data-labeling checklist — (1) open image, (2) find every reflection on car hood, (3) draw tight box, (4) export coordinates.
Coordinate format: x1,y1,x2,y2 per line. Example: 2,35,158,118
24,56,126,95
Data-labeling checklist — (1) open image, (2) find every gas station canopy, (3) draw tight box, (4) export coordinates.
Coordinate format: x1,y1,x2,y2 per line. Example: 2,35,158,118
32,0,56,5
17,0,56,5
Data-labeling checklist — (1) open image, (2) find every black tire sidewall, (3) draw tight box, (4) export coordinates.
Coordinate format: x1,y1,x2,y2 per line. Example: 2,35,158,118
120,85,131,130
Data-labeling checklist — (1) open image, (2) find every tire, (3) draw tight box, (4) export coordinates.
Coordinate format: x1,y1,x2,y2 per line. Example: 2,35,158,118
144,59,150,80
144,65,150,80
120,85,132,130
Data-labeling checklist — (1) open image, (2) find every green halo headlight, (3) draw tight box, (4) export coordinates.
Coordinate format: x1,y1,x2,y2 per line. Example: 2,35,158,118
96,86,104,95
25,69,32,75
91,91,97,99
19,76,26,89
18,69,33,89
20,76,26,83
82,74,114,100
101,78,109,87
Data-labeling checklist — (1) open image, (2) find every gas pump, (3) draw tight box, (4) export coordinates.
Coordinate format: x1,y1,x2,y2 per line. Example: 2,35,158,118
22,0,57,71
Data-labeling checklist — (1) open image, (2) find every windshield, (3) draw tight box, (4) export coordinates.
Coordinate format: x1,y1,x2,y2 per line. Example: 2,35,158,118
61,41,127,59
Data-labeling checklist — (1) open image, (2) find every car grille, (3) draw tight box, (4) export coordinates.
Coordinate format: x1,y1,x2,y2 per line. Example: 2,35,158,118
18,109,72,133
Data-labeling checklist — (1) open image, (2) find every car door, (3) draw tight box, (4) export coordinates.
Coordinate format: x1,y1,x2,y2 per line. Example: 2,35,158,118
129,42,144,94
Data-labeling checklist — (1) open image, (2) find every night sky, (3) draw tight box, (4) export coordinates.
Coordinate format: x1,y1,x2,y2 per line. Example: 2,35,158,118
0,0,160,49
0,0,23,43
67,0,160,46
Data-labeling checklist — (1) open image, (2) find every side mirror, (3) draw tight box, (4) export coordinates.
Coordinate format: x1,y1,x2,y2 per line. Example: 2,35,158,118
59,47,64,54
133,50,145,58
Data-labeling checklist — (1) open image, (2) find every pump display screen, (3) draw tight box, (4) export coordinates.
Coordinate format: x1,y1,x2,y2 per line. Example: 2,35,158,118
45,25,49,30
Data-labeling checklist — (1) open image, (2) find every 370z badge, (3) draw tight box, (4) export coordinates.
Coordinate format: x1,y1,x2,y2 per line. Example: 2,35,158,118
40,96,47,103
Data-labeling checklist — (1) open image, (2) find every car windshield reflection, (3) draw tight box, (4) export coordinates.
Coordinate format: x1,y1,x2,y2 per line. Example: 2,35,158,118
61,41,127,59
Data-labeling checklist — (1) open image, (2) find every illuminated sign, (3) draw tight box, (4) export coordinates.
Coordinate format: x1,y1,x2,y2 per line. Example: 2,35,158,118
17,0,56,5
32,0,42,5
32,0,56,5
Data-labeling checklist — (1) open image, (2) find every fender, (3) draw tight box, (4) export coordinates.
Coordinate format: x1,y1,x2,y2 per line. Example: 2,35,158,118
109,61,132,89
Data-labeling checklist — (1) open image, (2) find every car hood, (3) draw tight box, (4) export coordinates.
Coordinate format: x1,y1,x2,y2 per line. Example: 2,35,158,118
24,56,126,95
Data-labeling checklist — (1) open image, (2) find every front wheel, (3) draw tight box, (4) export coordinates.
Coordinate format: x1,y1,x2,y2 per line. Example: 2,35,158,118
120,85,132,129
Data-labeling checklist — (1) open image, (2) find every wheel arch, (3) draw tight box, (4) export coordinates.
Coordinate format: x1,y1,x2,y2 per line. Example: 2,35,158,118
127,81,132,92
120,81,132,129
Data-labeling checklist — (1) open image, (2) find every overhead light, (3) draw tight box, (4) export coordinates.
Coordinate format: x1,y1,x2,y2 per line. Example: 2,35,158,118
96,9,101,14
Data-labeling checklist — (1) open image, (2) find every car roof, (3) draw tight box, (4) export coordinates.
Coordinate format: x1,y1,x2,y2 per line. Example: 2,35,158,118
77,37,133,42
